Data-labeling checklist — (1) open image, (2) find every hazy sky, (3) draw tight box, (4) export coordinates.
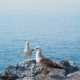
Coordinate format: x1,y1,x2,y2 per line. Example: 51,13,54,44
0,0,80,11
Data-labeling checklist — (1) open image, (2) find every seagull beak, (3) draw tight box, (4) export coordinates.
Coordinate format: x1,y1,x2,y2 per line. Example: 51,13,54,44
31,49,34,51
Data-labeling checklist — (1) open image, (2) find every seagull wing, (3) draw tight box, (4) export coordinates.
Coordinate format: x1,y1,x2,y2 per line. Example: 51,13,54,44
40,58,64,69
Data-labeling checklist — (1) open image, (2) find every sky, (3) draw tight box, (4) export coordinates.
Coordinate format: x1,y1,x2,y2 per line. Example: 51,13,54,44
0,0,80,11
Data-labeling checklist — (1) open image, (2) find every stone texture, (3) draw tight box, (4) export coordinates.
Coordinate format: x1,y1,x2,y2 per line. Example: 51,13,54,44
59,60,79,75
66,70,80,80
0,59,80,80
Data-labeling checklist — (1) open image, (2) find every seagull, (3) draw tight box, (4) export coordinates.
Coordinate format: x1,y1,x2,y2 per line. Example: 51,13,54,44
24,41,32,61
33,46,64,74
24,41,33,76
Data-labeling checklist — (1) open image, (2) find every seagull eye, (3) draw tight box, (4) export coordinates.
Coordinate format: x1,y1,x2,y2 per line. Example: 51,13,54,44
36,48,38,49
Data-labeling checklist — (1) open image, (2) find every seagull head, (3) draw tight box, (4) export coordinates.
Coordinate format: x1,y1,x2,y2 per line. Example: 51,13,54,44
32,46,41,52
26,41,29,45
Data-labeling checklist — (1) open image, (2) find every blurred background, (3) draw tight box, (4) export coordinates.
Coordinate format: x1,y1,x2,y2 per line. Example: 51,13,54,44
0,0,80,71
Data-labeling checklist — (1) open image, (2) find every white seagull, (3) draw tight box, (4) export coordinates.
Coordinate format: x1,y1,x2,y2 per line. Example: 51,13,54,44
24,41,32,61
33,46,64,74
24,41,33,76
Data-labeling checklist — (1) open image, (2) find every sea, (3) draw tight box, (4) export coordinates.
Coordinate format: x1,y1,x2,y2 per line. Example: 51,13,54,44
0,10,80,71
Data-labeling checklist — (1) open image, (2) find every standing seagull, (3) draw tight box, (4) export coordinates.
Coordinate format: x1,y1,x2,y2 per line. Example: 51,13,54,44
33,46,64,74
24,41,32,61
24,41,33,77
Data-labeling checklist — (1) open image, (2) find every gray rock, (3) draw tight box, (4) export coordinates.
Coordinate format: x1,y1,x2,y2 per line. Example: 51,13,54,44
0,59,79,80
66,70,80,80
0,72,9,79
59,60,79,75
0,79,3,80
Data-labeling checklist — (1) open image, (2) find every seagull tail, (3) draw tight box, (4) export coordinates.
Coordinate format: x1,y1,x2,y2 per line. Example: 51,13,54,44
53,63,64,69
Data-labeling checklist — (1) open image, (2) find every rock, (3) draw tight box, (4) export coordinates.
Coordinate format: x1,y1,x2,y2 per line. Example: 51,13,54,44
66,70,80,80
59,60,79,75
48,68,65,77
0,59,79,80
0,78,3,80
0,72,9,79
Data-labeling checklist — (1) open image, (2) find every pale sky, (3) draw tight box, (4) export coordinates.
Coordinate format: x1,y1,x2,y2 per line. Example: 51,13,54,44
0,0,80,11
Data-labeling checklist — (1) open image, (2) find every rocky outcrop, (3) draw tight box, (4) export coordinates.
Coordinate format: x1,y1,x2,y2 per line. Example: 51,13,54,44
66,70,80,80
0,59,79,80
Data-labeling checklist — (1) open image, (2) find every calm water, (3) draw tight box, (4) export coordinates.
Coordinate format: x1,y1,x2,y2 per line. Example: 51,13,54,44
0,11,80,71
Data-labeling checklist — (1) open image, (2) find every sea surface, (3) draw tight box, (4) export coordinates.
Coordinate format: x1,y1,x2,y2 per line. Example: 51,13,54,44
0,11,80,71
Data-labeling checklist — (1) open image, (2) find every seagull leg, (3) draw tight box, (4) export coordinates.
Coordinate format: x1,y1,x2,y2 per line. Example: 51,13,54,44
26,57,30,77
41,68,49,74
27,56,29,61
40,68,49,78
41,68,44,72
31,57,32,73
